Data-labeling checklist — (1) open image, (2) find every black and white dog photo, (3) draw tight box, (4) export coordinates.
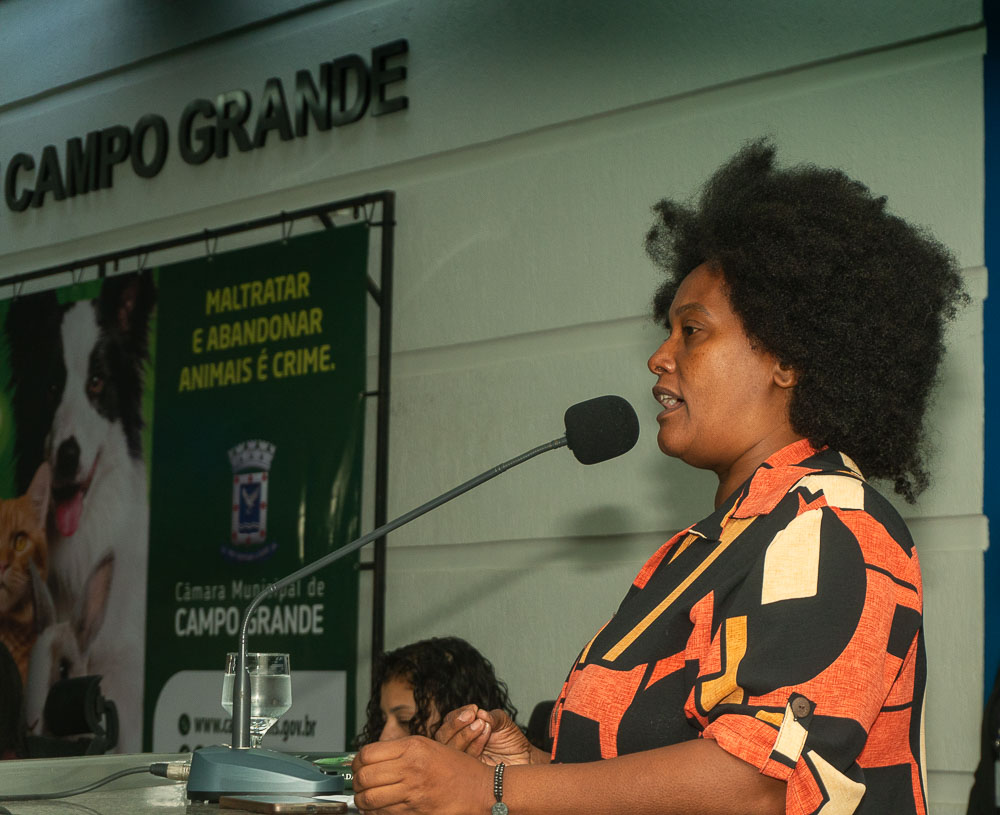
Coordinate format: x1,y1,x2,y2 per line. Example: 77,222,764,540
6,272,156,752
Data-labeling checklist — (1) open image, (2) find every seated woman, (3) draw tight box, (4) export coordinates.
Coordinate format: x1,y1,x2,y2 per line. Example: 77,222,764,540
352,140,965,815
357,636,518,744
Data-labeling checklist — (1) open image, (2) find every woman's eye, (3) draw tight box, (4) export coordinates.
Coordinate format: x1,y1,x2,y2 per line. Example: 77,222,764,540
682,325,698,337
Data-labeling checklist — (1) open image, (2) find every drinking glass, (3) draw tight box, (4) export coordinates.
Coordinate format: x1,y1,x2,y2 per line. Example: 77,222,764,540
222,652,292,748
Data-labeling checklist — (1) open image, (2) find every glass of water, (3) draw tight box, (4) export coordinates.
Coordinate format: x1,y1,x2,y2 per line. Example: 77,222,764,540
222,652,292,748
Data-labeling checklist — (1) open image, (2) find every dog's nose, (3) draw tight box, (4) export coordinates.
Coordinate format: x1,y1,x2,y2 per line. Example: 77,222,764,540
56,437,81,478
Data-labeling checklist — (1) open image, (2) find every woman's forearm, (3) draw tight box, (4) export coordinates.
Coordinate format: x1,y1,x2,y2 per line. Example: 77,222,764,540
502,738,784,815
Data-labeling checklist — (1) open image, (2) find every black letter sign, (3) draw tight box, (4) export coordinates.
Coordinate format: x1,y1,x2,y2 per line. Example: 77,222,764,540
371,39,409,117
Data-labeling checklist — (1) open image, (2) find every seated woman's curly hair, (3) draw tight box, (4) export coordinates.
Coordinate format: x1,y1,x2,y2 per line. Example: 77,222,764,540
646,139,967,502
356,636,518,746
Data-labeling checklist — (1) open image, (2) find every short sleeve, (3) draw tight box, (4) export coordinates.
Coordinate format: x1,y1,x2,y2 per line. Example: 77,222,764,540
686,497,924,815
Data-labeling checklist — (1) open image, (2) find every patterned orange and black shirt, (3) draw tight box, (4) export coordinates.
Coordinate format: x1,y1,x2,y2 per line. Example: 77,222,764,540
550,440,926,815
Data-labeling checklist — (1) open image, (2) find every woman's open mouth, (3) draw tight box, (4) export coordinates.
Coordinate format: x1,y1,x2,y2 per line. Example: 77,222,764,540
654,388,684,418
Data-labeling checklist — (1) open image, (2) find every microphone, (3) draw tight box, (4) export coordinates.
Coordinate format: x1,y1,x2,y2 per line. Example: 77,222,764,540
186,395,638,800
564,395,640,465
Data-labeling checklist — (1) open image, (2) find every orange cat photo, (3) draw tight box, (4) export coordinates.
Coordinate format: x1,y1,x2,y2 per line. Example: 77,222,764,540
0,462,51,685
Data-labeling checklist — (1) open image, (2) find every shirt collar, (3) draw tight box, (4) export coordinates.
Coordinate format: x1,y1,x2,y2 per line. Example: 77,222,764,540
688,439,845,541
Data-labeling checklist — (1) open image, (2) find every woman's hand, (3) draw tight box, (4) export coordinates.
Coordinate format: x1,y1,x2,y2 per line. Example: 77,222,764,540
352,734,493,815
434,704,543,765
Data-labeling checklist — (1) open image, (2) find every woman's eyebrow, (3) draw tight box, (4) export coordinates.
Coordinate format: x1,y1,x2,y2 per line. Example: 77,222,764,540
672,302,711,318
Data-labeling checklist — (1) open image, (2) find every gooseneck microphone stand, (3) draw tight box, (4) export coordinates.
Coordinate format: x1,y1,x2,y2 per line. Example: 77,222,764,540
232,435,567,747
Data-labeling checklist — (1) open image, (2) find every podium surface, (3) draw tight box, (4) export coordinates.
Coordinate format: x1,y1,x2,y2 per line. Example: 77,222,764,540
0,751,257,814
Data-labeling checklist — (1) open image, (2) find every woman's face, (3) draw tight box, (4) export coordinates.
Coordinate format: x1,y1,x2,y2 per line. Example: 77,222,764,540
647,263,800,502
377,676,440,741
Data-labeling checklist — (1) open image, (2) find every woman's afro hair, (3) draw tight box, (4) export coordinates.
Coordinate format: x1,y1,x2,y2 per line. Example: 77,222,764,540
646,139,967,502
356,636,518,747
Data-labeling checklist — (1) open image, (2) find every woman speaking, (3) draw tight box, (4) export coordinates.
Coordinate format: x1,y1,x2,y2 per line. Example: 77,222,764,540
351,140,966,815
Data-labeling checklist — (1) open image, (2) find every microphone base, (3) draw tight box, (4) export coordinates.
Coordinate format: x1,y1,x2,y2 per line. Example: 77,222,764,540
187,744,345,802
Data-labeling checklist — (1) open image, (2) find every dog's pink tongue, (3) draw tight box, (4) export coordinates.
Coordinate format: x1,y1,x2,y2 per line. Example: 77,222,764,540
55,492,83,537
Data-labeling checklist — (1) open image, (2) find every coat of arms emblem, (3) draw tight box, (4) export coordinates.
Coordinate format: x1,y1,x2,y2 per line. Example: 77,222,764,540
229,439,276,546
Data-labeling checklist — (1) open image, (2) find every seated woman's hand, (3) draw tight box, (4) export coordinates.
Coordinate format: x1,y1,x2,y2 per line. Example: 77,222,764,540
434,704,537,765
352,735,492,815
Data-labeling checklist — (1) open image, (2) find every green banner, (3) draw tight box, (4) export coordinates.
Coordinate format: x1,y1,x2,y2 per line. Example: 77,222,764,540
146,226,368,752
0,224,367,757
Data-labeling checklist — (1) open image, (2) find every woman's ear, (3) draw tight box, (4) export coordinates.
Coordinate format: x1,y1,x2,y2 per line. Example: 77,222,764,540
773,361,798,389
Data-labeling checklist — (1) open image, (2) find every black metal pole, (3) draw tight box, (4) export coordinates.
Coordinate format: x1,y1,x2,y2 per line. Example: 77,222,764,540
371,192,395,672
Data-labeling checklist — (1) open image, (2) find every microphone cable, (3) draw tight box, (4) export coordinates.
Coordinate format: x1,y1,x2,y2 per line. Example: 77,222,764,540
0,760,189,809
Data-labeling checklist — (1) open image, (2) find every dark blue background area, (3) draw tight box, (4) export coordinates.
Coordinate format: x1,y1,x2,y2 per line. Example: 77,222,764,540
983,0,998,700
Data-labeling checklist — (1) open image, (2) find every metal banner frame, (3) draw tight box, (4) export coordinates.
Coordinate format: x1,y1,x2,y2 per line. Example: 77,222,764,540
4,190,395,686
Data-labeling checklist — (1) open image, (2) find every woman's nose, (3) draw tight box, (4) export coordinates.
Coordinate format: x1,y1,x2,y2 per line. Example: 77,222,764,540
648,338,675,375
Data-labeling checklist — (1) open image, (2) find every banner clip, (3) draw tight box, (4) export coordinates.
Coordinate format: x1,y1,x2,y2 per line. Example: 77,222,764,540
204,229,218,261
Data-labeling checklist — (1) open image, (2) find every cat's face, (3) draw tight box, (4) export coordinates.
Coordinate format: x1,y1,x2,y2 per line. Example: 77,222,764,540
0,464,50,614
0,505,47,613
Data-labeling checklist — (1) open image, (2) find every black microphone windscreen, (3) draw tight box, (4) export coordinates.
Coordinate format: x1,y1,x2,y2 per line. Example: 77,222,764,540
563,395,640,465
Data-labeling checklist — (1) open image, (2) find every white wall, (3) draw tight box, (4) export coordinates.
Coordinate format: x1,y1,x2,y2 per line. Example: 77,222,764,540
0,1,985,811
